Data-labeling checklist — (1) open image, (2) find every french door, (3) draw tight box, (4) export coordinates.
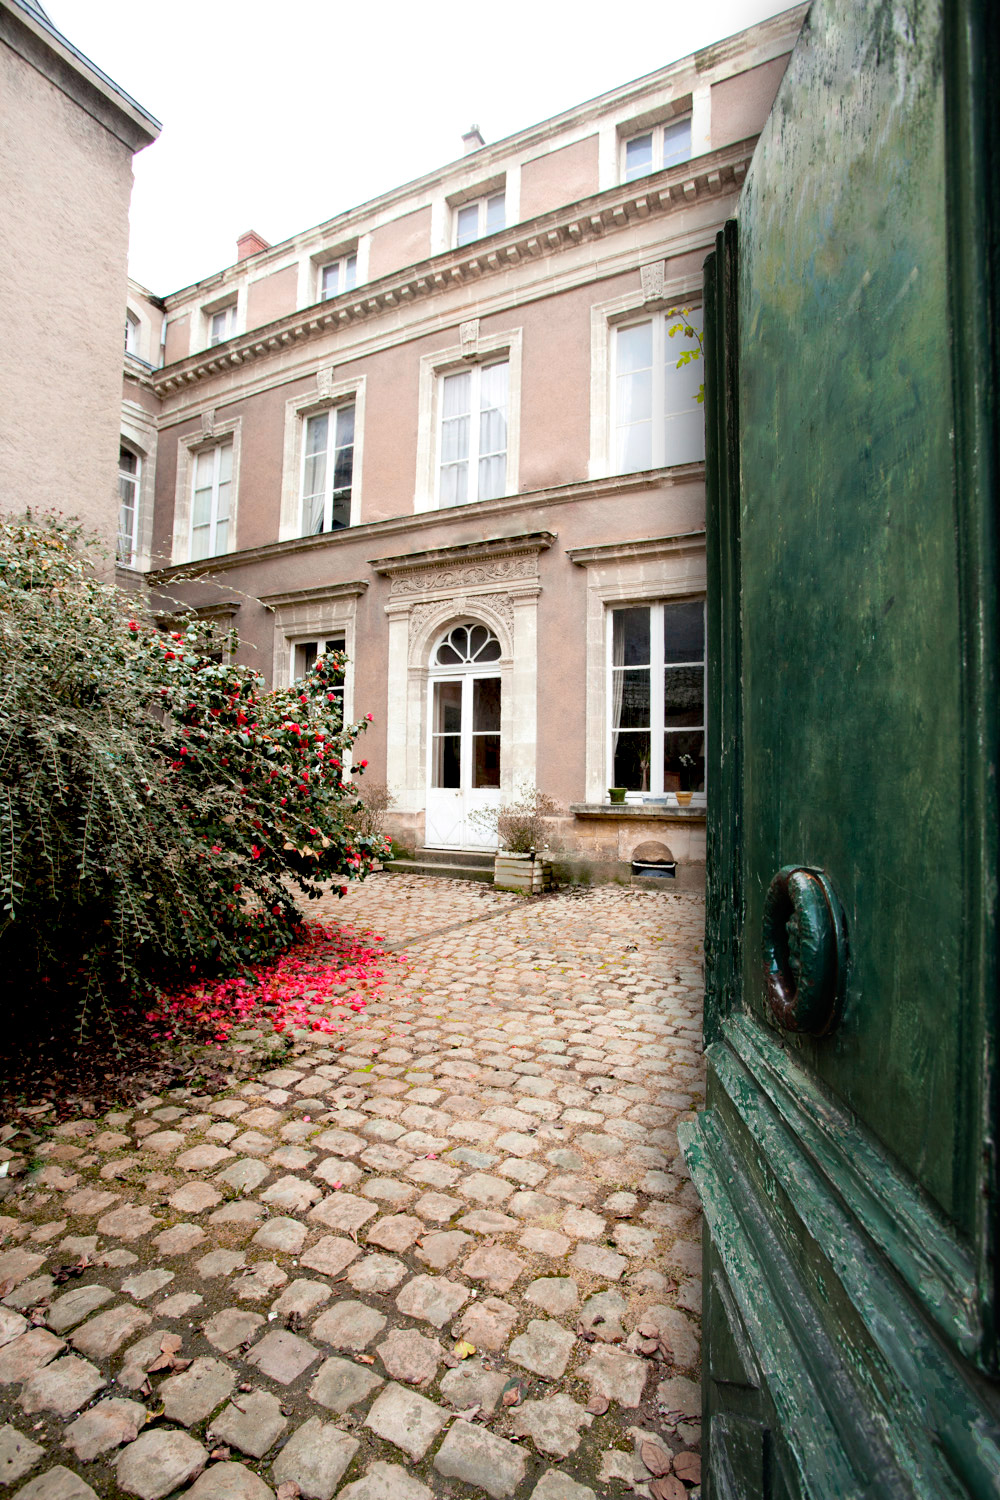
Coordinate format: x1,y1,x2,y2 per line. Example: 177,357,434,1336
425,672,501,849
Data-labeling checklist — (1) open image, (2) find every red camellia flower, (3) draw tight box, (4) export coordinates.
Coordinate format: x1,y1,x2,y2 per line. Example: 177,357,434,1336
127,620,139,633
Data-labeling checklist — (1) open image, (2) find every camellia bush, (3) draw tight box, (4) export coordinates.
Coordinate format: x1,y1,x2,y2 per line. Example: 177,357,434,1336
0,513,387,1019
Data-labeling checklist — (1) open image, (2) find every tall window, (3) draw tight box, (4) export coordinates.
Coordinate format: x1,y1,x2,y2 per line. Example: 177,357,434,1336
609,600,704,795
293,635,346,718
439,361,508,507
125,312,140,355
190,442,232,560
614,310,703,472
117,445,140,566
319,254,357,301
623,118,692,181
455,191,505,247
208,305,237,347
301,405,355,533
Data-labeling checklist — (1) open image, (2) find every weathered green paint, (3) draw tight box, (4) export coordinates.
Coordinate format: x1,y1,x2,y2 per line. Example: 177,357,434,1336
681,0,1000,1493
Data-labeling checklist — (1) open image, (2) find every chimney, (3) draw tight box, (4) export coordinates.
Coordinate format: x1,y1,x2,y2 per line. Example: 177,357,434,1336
462,124,485,155
236,229,270,261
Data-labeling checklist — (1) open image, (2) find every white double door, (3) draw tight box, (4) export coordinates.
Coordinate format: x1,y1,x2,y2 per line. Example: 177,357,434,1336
425,672,501,849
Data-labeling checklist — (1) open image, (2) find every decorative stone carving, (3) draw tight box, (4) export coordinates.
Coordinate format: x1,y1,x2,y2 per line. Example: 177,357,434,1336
460,319,480,357
640,261,666,303
317,365,335,397
407,593,516,664
467,592,515,634
200,409,215,438
389,555,538,597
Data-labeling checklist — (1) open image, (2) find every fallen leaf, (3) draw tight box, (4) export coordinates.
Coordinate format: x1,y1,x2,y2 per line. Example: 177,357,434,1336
650,1478,686,1500
209,1446,231,1462
356,1354,375,1365
159,1334,183,1354
453,1340,476,1360
673,1452,701,1485
454,1404,480,1422
641,1440,674,1477
501,1378,522,1407
586,1394,609,1415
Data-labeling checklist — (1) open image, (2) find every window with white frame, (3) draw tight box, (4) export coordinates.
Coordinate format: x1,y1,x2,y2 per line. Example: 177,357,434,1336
608,600,704,795
301,405,355,534
190,441,233,560
207,305,237,347
125,311,140,355
438,361,508,507
455,191,506,247
623,117,692,181
614,310,703,472
292,635,346,719
117,444,140,566
319,254,357,302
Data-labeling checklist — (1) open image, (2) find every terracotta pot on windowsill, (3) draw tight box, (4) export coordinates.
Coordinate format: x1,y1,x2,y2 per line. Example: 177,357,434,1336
675,791,693,806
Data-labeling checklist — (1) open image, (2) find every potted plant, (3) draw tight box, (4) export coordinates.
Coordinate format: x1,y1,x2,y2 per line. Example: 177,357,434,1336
676,753,697,806
470,785,561,893
608,787,627,804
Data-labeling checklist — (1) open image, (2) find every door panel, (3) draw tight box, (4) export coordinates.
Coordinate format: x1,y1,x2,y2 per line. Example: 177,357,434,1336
681,0,1000,1493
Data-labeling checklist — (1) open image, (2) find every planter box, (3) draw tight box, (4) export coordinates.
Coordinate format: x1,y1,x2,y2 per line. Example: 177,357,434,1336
494,852,553,894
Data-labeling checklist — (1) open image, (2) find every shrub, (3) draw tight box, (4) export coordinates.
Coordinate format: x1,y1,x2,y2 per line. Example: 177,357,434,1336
350,779,396,843
470,784,562,853
0,513,386,1020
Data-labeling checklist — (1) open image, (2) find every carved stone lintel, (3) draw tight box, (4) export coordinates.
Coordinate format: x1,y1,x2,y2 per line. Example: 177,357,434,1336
407,591,516,663
389,554,538,598
200,409,215,438
640,261,666,303
460,318,480,358
317,364,335,398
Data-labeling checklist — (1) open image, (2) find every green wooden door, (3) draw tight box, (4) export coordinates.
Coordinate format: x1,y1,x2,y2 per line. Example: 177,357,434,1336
679,1,1000,1494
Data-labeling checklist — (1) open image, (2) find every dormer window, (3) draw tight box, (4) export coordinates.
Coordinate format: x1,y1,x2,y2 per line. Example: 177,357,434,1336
208,304,237,347
319,254,357,302
623,117,692,181
455,191,505,247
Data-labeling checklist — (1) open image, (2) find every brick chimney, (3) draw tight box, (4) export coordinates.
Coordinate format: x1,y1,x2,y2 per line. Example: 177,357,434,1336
462,125,485,154
236,229,270,261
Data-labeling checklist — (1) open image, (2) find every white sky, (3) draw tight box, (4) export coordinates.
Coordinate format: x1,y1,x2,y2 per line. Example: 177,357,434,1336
53,0,793,296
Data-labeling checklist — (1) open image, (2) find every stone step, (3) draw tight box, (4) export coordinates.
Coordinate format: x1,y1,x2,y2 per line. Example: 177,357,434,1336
383,858,495,884
415,847,497,868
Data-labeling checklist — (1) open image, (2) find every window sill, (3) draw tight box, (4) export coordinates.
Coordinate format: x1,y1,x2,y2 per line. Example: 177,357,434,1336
570,802,706,821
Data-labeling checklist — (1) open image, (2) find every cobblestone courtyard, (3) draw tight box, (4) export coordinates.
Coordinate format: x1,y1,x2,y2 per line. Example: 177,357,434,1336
0,875,705,1500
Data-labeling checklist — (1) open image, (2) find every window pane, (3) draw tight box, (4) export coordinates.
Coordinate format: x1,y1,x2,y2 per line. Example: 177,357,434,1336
662,117,691,168
618,321,653,373
344,255,357,290
625,133,653,180
664,309,704,463
119,446,138,476
214,518,228,553
215,480,230,522
440,462,468,507
296,642,318,678
330,491,351,529
303,451,326,503
442,371,471,421
441,415,470,464
456,203,479,245
321,264,339,299
336,404,356,446
435,736,462,788
473,735,501,788
190,524,210,561
485,192,505,234
304,491,325,533
434,680,462,735
614,730,651,789
192,485,213,529
613,607,650,667
663,600,704,663
333,443,353,495
665,729,705,791
665,664,704,719
615,668,651,729
306,412,329,455
478,454,505,501
473,676,501,732
217,443,233,482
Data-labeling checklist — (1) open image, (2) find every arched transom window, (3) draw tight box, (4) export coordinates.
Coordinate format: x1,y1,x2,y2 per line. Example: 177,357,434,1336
433,623,501,667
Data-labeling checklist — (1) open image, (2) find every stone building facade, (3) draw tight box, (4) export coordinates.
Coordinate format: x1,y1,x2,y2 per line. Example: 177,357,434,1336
1,0,158,560
127,6,806,880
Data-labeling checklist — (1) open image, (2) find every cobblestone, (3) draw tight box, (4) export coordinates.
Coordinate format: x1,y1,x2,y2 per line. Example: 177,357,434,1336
0,877,703,1500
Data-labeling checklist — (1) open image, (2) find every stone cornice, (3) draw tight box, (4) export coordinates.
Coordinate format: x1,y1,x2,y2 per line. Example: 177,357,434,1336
258,581,369,609
566,530,707,566
145,466,703,586
151,141,753,398
369,532,555,579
